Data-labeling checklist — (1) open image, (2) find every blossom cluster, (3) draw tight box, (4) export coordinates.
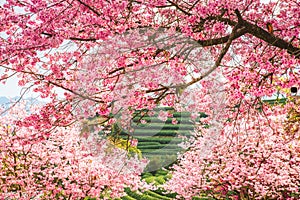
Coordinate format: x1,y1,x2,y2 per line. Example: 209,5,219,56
0,104,147,199
165,104,300,199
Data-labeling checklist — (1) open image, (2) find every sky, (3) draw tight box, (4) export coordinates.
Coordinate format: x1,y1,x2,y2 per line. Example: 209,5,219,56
0,76,22,97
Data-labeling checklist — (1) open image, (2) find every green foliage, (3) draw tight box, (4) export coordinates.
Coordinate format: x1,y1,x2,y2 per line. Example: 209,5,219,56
133,123,194,130
121,196,136,200
142,170,170,186
119,169,178,200
153,188,177,199
135,137,183,144
124,188,144,199
192,196,214,200
139,195,160,200
123,188,171,200
131,107,206,125
155,169,169,176
263,98,287,105
144,176,156,185
106,136,142,159
139,144,182,150
143,191,171,200
133,130,192,137
138,144,167,149
87,108,208,200
142,172,153,179
84,197,97,200
137,142,161,146
123,189,172,200
155,176,166,184
133,117,194,124
144,155,178,171
142,149,182,155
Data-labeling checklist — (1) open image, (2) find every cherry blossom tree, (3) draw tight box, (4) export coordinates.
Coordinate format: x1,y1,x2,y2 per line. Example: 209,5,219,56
1,0,298,121
165,103,300,199
0,0,300,199
0,103,148,199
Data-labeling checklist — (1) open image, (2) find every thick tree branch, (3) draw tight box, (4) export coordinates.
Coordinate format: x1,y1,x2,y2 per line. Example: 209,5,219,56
196,9,299,58
197,27,247,47
206,10,300,58
186,20,242,87
242,21,300,58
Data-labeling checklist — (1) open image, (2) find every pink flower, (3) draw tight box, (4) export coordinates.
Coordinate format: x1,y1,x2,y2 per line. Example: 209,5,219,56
158,110,169,122
130,139,138,147
172,118,178,124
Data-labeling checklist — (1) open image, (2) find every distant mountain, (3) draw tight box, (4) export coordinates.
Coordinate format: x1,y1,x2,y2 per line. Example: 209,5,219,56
0,96,10,108
0,96,43,111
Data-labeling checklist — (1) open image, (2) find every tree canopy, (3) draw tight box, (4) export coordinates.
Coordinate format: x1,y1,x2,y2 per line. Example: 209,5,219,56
0,0,300,199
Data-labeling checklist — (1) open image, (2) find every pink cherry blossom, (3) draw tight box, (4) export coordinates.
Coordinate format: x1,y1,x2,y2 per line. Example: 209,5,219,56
0,0,299,199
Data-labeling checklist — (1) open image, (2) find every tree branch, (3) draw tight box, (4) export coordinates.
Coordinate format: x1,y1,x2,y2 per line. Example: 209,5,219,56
187,18,243,87
42,32,97,42
197,27,247,47
76,0,101,16
196,9,299,58
165,0,191,16
206,10,300,58
69,37,97,42
243,20,300,58
48,80,104,103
